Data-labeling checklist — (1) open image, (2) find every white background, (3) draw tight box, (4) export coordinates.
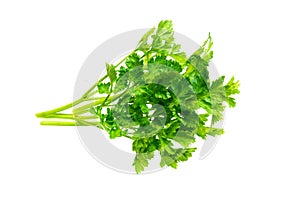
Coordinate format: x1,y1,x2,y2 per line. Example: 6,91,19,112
1,0,299,199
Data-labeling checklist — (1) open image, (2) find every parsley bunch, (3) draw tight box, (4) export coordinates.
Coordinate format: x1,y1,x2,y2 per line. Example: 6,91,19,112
36,20,240,173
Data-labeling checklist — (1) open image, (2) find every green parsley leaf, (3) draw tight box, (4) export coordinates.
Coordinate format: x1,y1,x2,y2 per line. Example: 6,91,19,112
97,82,110,94
133,152,155,174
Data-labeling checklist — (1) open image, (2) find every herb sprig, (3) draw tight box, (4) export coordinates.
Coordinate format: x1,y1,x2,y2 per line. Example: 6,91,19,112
36,20,240,173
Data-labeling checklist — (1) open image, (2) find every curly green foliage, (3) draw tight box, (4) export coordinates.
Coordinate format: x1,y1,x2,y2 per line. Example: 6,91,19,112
93,21,240,173
36,20,240,174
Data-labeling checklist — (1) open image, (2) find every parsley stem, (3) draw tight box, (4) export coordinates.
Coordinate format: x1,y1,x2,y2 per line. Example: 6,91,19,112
76,119,99,126
72,98,107,114
42,114,98,120
72,109,90,115
39,120,99,126
35,98,84,118
40,121,77,126
45,114,74,119
85,90,99,98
